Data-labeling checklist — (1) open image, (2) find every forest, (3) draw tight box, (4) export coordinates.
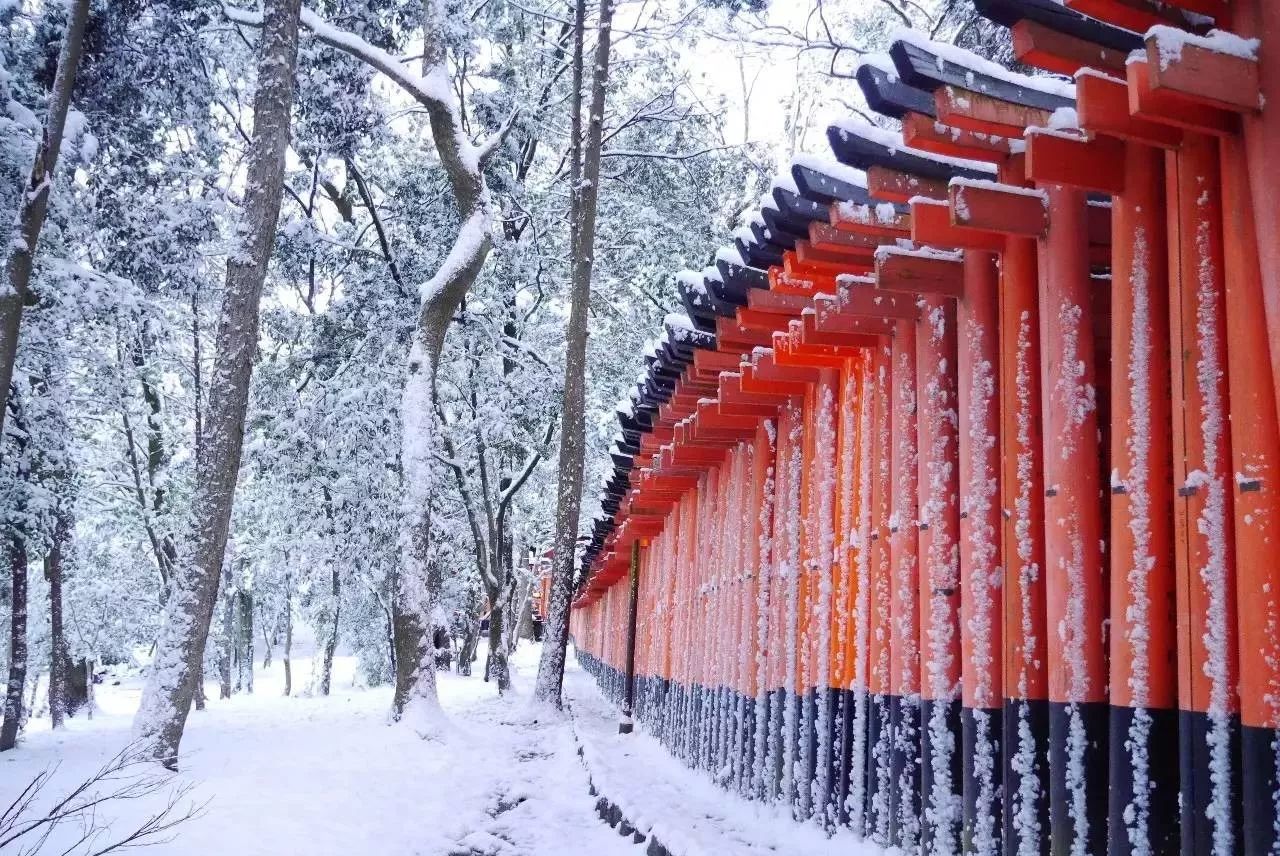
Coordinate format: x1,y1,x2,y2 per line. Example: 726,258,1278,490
0,1,1017,854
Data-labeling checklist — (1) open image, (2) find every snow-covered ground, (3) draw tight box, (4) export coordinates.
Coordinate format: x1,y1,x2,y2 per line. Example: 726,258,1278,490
564,668,888,856
2,638,640,856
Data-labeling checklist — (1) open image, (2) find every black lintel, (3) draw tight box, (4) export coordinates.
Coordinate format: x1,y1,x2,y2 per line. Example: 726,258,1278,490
889,37,1074,112
771,189,828,229
677,280,721,332
827,123,989,183
716,259,770,294
856,63,937,120
791,162,877,207
738,235,784,269
752,220,796,252
972,0,1142,53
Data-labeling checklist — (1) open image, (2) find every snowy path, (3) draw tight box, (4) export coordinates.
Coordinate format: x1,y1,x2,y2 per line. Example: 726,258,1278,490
1,644,639,856
563,665,888,856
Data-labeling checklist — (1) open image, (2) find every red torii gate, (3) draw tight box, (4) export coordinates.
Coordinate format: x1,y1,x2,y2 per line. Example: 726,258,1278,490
570,3,1280,854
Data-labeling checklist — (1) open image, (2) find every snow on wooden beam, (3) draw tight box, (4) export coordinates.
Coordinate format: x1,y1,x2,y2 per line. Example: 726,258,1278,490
1011,19,1129,76
902,112,1022,163
813,293,897,334
795,240,875,270
910,197,1008,252
973,0,1142,55
828,119,994,182
1127,57,1239,136
1063,0,1217,34
1145,27,1262,114
1025,128,1126,193
874,246,966,299
866,164,948,203
889,33,1075,112
949,178,1049,237
828,201,912,238
837,277,920,320
935,85,1054,137
1076,69,1183,148
856,61,937,119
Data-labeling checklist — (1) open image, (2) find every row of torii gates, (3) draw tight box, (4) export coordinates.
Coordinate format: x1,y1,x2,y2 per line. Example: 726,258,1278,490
568,1,1280,854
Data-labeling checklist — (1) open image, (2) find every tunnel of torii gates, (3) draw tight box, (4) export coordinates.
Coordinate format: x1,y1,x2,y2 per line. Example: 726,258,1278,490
566,1,1280,854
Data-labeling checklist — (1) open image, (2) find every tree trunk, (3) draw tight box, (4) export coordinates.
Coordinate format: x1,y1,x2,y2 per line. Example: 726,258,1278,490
0,0,91,445
485,603,509,692
44,506,71,730
282,571,293,697
1,527,29,751
261,618,272,670
193,663,205,710
131,0,303,768
218,579,233,700
534,0,616,707
388,0,501,730
65,657,89,717
239,590,254,695
318,563,339,696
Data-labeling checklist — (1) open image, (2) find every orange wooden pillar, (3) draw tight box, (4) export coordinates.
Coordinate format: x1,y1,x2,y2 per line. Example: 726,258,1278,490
1235,0,1280,435
748,418,776,801
865,342,896,845
888,316,922,851
833,359,865,830
1037,184,1108,856
1166,133,1242,856
1104,142,1179,856
1028,115,1182,855
877,246,965,854
957,249,1003,855
1220,130,1280,856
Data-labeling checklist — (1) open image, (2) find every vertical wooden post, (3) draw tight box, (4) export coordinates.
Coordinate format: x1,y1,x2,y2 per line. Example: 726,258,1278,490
889,318,923,851
1167,135,1241,856
1221,131,1280,856
1235,0,1280,433
620,537,642,734
916,295,963,856
1038,185,1107,856
1106,141,1179,856
958,250,1003,855
999,234,1051,856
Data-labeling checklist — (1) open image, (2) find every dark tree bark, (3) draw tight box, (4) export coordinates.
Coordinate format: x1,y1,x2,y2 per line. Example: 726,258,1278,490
217,574,233,701
44,505,71,730
238,590,254,695
534,0,617,707
132,0,303,767
1,527,28,751
282,569,293,697
317,485,339,695
318,563,339,695
484,604,507,687
0,0,91,445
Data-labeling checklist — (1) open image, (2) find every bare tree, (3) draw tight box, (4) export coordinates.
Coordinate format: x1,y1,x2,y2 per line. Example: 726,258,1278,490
0,0,91,445
0,743,203,854
534,0,618,706
131,0,305,768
